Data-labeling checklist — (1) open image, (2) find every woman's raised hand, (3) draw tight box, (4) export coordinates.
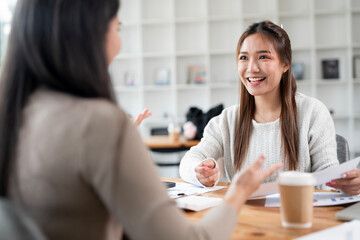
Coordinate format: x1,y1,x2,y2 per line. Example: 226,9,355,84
224,155,282,213
133,108,152,126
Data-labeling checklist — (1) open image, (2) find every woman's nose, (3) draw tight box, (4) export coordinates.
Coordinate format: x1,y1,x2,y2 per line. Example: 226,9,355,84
247,59,260,73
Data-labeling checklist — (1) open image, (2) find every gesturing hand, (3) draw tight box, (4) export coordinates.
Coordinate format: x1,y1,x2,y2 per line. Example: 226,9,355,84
225,155,283,212
133,108,152,126
195,159,220,187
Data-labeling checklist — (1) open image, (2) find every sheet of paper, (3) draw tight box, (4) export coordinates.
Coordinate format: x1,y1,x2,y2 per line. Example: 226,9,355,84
250,181,279,198
294,220,360,240
312,157,360,185
313,193,360,206
263,192,360,207
175,196,223,211
249,156,360,198
167,182,225,199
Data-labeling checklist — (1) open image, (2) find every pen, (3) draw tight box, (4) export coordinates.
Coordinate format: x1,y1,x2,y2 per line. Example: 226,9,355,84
174,192,200,199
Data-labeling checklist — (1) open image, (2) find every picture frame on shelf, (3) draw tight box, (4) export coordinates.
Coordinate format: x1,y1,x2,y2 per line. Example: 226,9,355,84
187,65,206,84
155,68,171,85
291,62,305,80
354,55,360,79
123,71,137,86
321,59,339,80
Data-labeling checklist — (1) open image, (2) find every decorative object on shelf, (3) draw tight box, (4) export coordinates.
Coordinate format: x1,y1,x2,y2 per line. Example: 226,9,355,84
354,55,360,79
155,67,171,85
291,62,304,80
187,65,206,84
123,70,137,86
184,104,223,140
322,59,339,79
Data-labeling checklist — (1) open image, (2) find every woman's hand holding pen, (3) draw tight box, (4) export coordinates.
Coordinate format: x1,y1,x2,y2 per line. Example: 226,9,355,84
195,159,220,187
224,155,282,213
326,168,360,195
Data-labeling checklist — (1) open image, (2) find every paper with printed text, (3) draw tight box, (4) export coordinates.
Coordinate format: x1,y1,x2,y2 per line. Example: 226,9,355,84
249,157,360,198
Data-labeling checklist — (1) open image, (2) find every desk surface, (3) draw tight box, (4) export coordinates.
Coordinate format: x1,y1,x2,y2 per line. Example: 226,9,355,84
143,135,199,149
165,178,347,240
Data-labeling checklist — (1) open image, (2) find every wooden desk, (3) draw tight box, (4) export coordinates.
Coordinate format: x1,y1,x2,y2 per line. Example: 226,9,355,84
165,178,346,240
143,135,199,152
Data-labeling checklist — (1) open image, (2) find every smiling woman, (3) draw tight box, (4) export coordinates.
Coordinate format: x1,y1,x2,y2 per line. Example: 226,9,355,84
178,21,360,195
233,21,296,172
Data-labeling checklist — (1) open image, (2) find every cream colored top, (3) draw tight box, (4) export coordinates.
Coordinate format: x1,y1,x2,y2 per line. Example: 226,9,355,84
180,93,339,187
9,89,237,240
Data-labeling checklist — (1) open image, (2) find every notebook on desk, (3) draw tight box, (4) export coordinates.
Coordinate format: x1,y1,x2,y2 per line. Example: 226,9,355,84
175,196,223,211
335,202,360,221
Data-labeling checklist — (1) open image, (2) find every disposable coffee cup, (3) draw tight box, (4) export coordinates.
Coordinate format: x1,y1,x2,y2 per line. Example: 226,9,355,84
278,171,316,229
168,123,180,142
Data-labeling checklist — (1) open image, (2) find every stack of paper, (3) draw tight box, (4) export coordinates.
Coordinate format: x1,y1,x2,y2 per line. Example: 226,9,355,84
175,196,223,211
167,182,225,199
167,182,225,211
295,220,360,240
262,192,360,207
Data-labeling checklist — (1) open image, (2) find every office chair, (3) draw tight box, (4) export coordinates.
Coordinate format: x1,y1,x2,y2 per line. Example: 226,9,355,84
336,134,350,164
0,198,47,240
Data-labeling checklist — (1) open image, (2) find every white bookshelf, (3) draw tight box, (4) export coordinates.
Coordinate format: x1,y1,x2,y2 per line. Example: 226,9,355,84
110,0,360,157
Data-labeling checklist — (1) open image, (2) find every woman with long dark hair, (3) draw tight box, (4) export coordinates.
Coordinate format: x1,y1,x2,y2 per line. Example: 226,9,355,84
0,1,282,239
180,20,360,196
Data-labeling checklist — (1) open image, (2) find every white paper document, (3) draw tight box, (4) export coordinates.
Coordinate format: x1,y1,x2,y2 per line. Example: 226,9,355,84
294,220,360,240
249,157,360,198
312,157,360,185
263,192,360,207
167,182,225,199
250,181,279,198
175,196,223,211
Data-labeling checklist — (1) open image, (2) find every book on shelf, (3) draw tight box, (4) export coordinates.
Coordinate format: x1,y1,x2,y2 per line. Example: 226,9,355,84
322,59,339,80
187,65,206,84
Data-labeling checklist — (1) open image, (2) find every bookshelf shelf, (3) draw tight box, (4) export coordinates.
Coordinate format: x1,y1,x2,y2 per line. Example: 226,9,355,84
112,0,360,157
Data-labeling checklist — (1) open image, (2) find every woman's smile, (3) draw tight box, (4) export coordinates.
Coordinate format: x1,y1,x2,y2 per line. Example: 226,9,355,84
247,77,266,86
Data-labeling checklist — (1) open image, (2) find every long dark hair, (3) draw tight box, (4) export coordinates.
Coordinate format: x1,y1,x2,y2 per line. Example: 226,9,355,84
234,21,299,171
0,0,120,196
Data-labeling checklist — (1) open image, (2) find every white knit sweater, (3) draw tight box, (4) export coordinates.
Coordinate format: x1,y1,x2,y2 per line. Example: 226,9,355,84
179,92,339,187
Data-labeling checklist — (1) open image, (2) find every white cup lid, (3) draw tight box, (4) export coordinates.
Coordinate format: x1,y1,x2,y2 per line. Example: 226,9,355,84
278,171,316,186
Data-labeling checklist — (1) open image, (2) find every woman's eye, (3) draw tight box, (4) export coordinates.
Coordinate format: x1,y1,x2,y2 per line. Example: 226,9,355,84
239,56,247,60
259,55,269,59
